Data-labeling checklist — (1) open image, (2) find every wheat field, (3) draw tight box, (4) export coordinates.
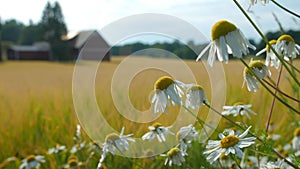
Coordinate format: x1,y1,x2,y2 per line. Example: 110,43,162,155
0,57,299,168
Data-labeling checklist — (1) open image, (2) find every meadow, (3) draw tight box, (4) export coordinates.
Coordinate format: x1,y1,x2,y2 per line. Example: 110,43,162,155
0,57,299,168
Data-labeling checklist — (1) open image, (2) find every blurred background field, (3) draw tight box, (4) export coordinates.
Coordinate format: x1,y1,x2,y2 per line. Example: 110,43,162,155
0,57,299,168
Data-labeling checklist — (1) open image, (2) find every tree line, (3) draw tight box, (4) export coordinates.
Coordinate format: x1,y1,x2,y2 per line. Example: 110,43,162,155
0,1,68,61
111,28,300,60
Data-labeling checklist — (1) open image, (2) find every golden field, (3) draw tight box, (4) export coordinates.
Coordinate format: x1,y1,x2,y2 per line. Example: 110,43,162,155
0,57,299,164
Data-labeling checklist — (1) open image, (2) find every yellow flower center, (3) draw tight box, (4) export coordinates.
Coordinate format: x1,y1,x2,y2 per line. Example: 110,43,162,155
243,60,265,76
277,34,295,43
68,159,78,167
266,39,277,52
26,155,36,163
105,133,120,143
154,76,174,90
167,147,180,157
187,85,204,91
220,135,239,148
294,127,300,137
152,122,162,129
211,20,237,41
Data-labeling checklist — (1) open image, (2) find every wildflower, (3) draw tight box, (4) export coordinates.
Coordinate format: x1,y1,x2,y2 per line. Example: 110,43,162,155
196,20,255,67
185,85,207,109
151,76,186,113
176,124,198,153
261,159,293,169
19,155,45,169
203,126,256,163
241,156,268,169
161,147,186,166
249,0,269,7
275,34,300,60
142,122,174,142
256,40,280,69
292,127,300,151
70,141,86,154
222,102,257,119
63,155,85,169
87,141,101,154
97,127,135,169
243,60,271,92
48,144,66,154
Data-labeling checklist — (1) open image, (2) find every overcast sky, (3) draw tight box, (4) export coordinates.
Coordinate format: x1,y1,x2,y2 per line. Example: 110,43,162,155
0,0,299,44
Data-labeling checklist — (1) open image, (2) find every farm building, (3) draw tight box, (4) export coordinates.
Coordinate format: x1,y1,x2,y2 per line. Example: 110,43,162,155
7,42,51,60
63,30,111,61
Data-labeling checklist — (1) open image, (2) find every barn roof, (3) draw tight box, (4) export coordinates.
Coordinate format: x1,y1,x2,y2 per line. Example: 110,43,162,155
63,30,110,49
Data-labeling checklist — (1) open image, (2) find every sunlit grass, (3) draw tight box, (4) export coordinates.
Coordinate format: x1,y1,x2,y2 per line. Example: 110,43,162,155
0,57,299,168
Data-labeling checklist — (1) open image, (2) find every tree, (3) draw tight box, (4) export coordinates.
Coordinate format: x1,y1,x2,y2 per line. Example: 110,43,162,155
1,19,24,43
40,1,68,60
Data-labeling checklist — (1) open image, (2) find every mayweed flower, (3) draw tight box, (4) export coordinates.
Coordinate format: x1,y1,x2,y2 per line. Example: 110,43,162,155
241,156,268,169
97,127,135,169
161,147,186,166
185,85,207,109
142,122,174,142
63,155,85,169
243,60,271,92
256,40,281,69
249,0,269,7
48,144,66,154
196,20,255,67
203,126,256,163
261,159,293,169
176,124,198,153
275,34,300,60
292,127,300,151
222,102,257,119
19,155,45,169
151,76,186,113
70,141,86,154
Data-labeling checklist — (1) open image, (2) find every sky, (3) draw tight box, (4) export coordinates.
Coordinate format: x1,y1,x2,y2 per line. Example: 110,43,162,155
0,0,299,45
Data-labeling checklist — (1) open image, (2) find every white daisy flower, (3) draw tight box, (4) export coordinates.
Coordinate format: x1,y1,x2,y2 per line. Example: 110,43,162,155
292,127,300,152
97,127,135,169
161,147,186,166
203,126,256,164
256,40,281,69
275,34,300,60
151,76,186,113
70,141,86,153
185,85,207,110
241,156,268,169
261,159,293,169
176,124,198,153
63,155,85,169
196,20,256,67
19,155,45,169
142,122,174,142
249,0,269,6
243,60,271,92
222,102,257,119
48,144,66,154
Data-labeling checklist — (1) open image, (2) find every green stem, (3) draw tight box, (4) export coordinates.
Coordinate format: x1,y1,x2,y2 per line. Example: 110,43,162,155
182,105,215,136
271,0,300,18
230,154,242,169
240,58,300,114
266,64,282,132
233,0,300,87
263,79,300,103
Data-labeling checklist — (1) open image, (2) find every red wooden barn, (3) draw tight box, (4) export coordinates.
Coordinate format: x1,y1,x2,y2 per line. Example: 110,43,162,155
7,43,51,60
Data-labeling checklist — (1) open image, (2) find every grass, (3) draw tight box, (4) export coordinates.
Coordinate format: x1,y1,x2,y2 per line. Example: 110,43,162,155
0,57,299,168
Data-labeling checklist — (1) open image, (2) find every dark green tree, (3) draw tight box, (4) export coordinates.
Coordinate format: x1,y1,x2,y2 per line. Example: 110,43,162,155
1,19,24,43
40,1,68,60
0,17,2,61
20,20,43,45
